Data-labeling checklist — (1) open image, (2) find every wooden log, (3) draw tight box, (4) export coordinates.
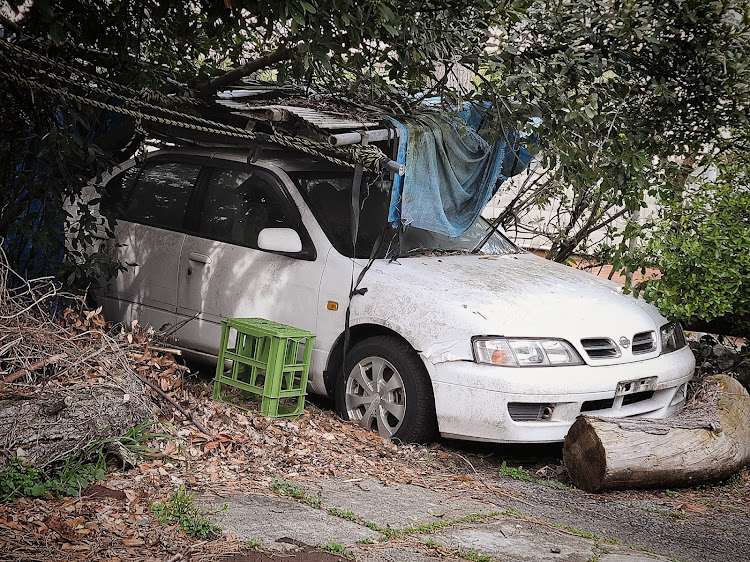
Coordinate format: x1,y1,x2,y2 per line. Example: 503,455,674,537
563,375,750,492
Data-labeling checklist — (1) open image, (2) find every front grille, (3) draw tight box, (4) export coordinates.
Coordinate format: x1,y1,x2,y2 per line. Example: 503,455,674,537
632,331,656,354
581,338,620,359
581,391,655,412
508,403,553,422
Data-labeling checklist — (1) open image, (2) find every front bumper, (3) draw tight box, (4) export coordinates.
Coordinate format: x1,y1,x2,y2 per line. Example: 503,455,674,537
426,345,695,443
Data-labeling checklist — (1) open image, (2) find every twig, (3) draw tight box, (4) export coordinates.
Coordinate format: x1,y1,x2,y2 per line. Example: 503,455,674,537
455,453,534,507
166,540,209,562
133,371,214,437
3,353,68,383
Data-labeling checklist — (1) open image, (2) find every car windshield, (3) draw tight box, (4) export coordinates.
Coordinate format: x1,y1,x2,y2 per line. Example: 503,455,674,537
289,170,518,259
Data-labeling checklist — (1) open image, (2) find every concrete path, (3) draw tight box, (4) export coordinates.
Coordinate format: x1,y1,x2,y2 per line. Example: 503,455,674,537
198,478,670,562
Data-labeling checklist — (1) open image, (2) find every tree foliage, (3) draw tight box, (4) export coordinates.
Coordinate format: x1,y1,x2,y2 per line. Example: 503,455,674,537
1,0,750,332
630,153,750,335
484,0,750,262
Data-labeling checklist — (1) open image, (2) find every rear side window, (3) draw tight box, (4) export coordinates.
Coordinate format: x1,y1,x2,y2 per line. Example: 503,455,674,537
117,162,200,229
198,168,294,248
101,164,140,219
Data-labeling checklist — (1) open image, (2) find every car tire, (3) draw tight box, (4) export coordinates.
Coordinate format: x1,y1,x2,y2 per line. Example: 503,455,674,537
335,335,438,444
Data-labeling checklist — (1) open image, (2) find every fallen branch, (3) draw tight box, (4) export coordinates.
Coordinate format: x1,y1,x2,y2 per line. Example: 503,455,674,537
2,353,68,383
133,372,214,438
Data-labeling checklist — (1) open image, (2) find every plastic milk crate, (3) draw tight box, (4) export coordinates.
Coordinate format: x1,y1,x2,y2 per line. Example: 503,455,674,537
212,318,315,418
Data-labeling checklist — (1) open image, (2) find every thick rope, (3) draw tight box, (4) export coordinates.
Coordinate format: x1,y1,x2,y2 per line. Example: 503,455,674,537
1,67,390,172
0,36,200,107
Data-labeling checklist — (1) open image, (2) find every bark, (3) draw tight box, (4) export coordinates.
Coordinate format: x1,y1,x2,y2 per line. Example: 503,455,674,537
563,375,750,492
0,369,154,470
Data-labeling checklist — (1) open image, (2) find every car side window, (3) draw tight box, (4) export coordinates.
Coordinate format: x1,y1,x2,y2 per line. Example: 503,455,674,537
101,164,141,219
198,168,294,248
119,162,201,229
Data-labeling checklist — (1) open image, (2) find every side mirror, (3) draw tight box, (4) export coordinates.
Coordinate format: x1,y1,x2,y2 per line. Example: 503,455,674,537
257,228,303,253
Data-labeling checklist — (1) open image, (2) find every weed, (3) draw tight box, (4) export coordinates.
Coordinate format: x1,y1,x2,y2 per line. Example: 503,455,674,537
552,523,599,541
318,541,353,559
303,494,322,509
498,461,570,491
356,538,374,545
328,507,358,521
425,538,441,548
269,477,321,508
326,507,380,532
665,489,678,498
503,507,524,518
0,421,170,502
645,506,688,520
383,512,499,539
457,549,493,562
0,456,104,502
151,486,222,538
270,477,307,498
628,544,655,553
246,538,261,548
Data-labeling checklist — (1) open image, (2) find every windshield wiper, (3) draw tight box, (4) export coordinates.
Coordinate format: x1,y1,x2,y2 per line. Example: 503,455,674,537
402,247,449,257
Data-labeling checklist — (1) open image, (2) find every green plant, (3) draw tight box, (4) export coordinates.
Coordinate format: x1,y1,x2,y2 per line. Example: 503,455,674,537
356,538,374,545
0,450,106,501
457,549,493,562
246,538,261,549
383,512,499,539
328,507,358,521
317,541,353,559
645,506,688,520
552,523,599,541
502,507,524,518
498,462,570,490
269,477,322,508
151,486,222,538
0,420,173,502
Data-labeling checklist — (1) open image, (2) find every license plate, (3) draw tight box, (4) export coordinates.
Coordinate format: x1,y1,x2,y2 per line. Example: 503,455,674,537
615,376,657,396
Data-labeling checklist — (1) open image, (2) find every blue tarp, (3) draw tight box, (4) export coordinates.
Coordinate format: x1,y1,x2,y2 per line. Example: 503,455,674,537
387,104,534,237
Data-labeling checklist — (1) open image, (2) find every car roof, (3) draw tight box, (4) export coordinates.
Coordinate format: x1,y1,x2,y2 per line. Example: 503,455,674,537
150,146,352,174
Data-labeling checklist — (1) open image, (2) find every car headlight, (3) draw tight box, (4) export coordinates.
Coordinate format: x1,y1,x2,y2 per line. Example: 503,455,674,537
660,322,687,354
472,337,584,367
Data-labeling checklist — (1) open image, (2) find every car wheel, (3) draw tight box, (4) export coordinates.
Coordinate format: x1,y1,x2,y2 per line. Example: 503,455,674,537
336,335,437,444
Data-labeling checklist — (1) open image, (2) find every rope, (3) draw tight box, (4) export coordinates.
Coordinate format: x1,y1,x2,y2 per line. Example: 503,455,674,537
0,36,391,171
1,66,389,172
0,36,200,107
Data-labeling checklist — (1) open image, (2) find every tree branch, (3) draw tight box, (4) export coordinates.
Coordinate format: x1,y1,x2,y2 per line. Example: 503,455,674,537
189,46,294,99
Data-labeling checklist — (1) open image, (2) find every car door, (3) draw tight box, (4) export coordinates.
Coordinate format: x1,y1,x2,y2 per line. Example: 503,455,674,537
172,163,324,356
100,158,202,332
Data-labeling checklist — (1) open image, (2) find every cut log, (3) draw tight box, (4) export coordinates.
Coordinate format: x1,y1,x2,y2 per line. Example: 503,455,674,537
0,368,154,470
563,375,750,492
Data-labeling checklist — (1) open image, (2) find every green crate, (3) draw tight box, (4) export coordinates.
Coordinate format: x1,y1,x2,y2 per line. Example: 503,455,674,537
212,318,315,418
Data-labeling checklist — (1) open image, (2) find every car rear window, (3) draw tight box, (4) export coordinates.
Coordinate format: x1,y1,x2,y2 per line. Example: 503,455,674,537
108,162,201,230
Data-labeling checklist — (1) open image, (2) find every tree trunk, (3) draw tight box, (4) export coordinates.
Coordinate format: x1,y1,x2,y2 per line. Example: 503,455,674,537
563,375,750,492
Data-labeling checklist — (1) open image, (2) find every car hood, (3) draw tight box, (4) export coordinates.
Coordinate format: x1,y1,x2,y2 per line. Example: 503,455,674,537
351,252,666,365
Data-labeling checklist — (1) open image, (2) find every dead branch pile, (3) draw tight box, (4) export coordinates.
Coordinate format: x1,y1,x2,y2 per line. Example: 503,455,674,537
0,248,184,470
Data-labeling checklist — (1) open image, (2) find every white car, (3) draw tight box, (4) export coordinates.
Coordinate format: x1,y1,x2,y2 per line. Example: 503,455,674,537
95,147,695,444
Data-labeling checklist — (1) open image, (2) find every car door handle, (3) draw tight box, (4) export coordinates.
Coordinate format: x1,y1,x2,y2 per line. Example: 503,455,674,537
188,252,212,265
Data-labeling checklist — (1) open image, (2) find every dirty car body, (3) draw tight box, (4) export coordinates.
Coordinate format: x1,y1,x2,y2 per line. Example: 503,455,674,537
94,147,695,443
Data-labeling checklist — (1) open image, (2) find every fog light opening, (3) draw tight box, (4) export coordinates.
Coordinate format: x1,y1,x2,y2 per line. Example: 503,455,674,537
541,406,554,420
